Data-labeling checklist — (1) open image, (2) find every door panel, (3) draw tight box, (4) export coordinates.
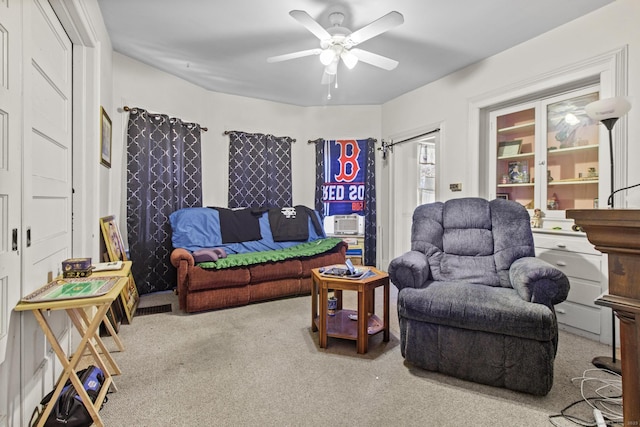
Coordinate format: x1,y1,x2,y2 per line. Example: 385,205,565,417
391,140,419,261
0,0,23,367
19,0,73,423
23,0,73,295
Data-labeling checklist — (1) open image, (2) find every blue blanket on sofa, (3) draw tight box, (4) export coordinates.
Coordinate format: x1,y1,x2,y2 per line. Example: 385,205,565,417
170,207,326,254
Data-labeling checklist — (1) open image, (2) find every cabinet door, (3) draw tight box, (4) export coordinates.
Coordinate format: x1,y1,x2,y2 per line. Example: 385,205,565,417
491,102,537,208
541,90,600,213
491,86,602,221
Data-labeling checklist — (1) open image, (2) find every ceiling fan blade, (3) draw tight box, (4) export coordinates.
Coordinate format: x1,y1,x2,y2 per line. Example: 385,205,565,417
350,48,398,70
267,48,322,63
345,11,404,47
289,10,331,41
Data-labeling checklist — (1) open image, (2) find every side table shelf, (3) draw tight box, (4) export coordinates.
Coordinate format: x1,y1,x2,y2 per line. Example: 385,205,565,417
313,309,385,340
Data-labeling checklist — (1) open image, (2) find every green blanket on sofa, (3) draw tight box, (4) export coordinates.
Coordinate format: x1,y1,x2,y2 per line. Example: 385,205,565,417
197,237,344,270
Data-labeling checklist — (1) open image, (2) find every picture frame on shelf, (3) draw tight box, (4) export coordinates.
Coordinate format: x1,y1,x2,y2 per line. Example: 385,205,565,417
497,139,522,157
496,193,509,200
508,160,529,183
100,107,112,168
99,215,128,262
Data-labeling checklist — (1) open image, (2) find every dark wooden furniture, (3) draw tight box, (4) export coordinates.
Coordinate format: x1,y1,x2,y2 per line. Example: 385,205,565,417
566,209,640,426
311,267,389,354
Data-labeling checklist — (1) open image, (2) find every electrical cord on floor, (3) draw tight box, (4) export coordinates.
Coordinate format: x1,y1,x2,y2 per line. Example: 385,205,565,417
547,368,623,426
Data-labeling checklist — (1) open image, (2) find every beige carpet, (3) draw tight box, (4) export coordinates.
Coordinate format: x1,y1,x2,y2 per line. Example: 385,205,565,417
97,288,622,426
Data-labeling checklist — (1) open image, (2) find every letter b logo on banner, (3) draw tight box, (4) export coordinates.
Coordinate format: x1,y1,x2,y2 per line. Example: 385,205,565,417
334,140,361,182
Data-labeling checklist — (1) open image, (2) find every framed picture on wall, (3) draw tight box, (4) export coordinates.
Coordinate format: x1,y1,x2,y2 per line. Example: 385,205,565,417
99,215,128,262
100,107,112,168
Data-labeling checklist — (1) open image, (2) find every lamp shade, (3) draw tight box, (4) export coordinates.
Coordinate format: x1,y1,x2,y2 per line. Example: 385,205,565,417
585,96,632,121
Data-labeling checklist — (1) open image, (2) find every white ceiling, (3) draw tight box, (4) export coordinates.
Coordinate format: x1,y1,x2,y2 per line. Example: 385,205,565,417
97,0,613,107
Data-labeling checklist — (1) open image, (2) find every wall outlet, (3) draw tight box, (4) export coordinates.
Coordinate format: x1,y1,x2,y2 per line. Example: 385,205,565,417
449,183,462,192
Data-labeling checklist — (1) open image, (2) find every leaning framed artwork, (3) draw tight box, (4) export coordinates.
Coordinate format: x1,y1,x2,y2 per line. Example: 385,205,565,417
497,139,522,158
100,107,112,168
99,215,128,262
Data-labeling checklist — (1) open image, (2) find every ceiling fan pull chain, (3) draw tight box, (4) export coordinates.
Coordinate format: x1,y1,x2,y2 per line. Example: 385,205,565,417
327,83,332,100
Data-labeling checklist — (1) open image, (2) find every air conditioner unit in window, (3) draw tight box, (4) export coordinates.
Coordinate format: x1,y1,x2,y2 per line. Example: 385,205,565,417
324,214,364,235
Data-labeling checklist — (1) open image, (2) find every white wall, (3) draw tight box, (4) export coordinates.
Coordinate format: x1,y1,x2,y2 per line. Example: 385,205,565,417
382,0,639,205
112,52,381,212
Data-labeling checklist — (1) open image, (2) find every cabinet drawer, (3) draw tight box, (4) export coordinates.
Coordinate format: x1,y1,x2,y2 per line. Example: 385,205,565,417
555,300,600,335
565,277,602,307
533,233,600,255
535,248,601,282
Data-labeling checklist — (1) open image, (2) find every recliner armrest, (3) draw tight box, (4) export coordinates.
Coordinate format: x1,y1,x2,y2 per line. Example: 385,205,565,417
509,257,570,306
388,251,431,290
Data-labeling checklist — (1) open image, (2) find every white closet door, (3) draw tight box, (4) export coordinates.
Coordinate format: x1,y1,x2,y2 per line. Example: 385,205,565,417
22,0,73,294
0,0,23,368
20,0,73,414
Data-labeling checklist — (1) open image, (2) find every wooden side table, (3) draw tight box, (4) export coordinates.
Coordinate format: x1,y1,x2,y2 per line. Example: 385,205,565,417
311,267,389,354
15,276,129,427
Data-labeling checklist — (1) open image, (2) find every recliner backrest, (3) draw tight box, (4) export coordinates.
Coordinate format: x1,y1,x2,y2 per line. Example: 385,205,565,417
411,198,534,287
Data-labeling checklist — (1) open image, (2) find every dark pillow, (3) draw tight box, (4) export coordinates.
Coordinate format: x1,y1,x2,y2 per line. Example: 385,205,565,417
192,249,219,263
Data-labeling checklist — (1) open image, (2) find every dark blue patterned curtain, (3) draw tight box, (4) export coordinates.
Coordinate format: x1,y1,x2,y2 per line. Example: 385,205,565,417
228,131,293,208
126,108,202,294
314,138,376,266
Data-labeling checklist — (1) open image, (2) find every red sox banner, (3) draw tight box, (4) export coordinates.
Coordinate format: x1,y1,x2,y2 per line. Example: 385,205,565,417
322,139,367,216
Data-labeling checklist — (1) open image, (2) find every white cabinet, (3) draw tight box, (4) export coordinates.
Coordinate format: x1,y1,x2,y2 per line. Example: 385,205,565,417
490,86,607,230
534,232,605,340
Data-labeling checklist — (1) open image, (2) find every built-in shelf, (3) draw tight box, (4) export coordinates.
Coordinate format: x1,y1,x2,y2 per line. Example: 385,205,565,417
497,122,535,134
497,152,535,161
547,144,599,156
497,183,535,188
548,179,598,186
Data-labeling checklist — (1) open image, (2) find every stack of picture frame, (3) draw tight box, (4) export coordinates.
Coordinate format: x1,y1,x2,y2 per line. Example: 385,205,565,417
99,215,139,329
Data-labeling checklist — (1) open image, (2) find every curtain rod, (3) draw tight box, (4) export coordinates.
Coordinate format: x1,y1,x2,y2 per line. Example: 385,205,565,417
123,106,208,131
382,128,440,149
307,137,378,143
224,130,296,142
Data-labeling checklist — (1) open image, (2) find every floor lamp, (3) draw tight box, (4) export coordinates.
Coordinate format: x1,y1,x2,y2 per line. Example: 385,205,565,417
584,96,632,374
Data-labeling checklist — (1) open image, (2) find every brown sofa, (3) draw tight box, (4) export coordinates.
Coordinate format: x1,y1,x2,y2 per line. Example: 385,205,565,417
170,241,347,313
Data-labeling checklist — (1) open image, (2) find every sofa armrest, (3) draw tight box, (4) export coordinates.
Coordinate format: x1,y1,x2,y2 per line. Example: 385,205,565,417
170,248,195,268
170,248,195,310
388,251,431,291
509,257,570,306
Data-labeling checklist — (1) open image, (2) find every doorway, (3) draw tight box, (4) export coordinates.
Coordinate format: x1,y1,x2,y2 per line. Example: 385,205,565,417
389,131,440,262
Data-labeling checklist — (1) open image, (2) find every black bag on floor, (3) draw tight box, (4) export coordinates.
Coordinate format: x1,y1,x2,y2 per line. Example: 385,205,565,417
40,365,107,427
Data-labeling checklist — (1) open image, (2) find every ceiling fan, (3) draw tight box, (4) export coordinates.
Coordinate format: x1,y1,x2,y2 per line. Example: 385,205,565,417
267,10,404,88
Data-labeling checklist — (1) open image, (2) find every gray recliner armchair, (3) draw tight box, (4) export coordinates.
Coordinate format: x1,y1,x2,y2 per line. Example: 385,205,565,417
388,198,570,395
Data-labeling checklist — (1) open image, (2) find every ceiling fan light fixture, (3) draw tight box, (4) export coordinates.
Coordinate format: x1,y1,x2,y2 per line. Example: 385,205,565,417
325,59,339,75
341,50,359,69
319,48,337,66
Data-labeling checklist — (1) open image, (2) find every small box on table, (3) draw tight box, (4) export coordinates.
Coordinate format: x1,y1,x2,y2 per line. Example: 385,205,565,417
62,257,92,272
62,258,93,278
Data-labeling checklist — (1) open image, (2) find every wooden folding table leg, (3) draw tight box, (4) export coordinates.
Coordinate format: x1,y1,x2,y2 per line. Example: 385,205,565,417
67,307,121,378
77,306,124,363
32,310,75,427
